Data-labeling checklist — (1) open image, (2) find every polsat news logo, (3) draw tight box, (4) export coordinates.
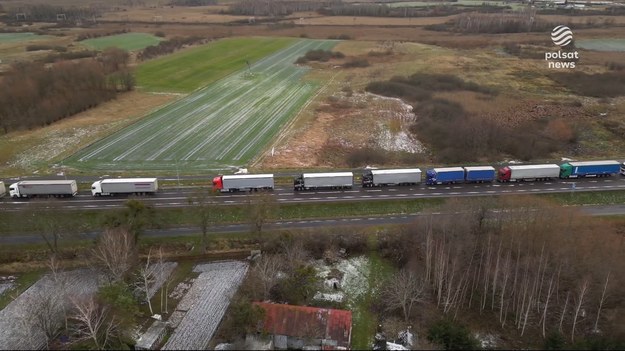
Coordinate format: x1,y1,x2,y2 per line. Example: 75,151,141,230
545,25,579,69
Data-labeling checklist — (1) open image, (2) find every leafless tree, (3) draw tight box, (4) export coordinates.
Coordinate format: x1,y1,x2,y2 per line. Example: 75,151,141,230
187,189,220,251
93,228,137,283
593,272,610,333
134,249,157,316
253,254,283,300
157,247,170,315
571,278,590,343
48,254,70,332
70,295,118,350
247,191,278,243
28,286,63,349
384,269,427,322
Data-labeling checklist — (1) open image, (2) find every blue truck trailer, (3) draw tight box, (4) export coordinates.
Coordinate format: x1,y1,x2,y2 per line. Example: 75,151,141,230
426,167,465,185
559,160,621,178
463,166,496,183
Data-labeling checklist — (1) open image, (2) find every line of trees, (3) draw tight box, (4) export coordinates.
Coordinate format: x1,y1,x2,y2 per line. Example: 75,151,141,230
226,0,335,16
137,36,207,61
0,48,134,134
5,4,101,23
377,196,625,348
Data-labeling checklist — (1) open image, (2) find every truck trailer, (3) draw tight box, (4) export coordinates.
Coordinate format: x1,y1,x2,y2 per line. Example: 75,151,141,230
0,181,5,198
463,166,496,183
91,178,158,196
294,172,353,191
9,180,78,198
212,174,274,192
362,169,422,187
559,160,620,178
497,164,560,182
426,167,465,185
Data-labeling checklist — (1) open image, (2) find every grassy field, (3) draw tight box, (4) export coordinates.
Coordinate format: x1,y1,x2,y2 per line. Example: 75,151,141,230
80,32,163,51
576,39,625,52
64,38,338,172
135,37,296,93
0,32,50,43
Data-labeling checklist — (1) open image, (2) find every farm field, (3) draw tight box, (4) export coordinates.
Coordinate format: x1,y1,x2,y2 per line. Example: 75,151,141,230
64,39,337,171
136,37,295,93
0,32,50,43
576,39,625,52
79,32,163,51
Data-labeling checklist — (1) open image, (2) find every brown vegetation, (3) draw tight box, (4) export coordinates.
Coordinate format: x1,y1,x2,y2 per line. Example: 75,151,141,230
375,196,625,348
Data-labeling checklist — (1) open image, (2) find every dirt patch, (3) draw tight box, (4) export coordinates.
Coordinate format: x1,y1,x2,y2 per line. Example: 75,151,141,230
258,92,425,169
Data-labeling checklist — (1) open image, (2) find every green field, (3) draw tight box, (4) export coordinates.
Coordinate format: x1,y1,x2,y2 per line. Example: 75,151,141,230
0,32,50,43
64,38,338,171
135,37,295,93
80,32,163,51
576,39,625,52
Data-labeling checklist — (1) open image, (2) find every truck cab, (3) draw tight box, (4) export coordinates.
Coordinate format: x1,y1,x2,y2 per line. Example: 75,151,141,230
293,175,305,191
621,162,625,176
8,183,19,198
91,180,103,196
361,171,374,187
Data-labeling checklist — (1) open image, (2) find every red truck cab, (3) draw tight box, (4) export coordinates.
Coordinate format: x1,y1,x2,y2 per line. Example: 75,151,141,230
212,176,223,191
498,167,511,182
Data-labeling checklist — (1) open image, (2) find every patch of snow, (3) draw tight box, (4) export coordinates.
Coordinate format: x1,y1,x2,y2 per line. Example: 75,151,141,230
386,341,409,350
376,128,425,154
313,292,344,302
0,283,13,295
214,343,233,350
475,333,498,349
313,256,370,307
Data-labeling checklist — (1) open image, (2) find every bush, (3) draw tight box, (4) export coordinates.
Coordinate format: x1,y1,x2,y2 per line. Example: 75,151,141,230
548,71,625,97
154,31,166,37
342,58,369,68
545,331,565,350
427,319,480,350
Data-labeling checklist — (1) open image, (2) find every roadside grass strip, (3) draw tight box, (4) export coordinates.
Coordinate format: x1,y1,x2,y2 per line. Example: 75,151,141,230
0,32,50,43
64,39,338,172
80,32,163,51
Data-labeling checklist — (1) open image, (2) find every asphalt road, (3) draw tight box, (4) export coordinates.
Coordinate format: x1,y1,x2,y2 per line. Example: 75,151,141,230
2,176,625,211
2,204,624,245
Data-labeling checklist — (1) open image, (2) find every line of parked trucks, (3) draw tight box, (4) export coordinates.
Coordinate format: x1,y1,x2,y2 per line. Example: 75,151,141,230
1,160,624,198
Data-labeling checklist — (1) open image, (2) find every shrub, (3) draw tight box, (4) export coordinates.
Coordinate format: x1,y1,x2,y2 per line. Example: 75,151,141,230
427,319,480,350
342,58,369,68
544,331,565,350
154,31,166,37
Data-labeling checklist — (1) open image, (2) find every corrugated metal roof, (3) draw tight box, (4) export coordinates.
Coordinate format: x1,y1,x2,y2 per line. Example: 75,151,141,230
254,302,352,349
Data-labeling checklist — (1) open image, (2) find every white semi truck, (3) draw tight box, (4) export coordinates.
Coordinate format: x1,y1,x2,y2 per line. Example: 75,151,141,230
9,180,78,198
0,181,5,197
294,172,353,191
497,164,560,182
91,178,159,196
212,174,274,192
361,169,422,187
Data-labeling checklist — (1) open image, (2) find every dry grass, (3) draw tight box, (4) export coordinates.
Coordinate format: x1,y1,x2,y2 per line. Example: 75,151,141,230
99,7,249,24
281,15,455,26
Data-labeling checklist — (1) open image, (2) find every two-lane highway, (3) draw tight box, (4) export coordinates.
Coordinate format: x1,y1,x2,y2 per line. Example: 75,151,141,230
1,176,625,211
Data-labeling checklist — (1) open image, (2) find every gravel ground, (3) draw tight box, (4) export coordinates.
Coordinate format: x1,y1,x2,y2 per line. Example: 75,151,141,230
161,261,248,350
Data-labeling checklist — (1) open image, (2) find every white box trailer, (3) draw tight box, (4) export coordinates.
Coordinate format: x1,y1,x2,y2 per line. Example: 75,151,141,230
91,178,158,196
362,169,422,187
9,180,78,198
294,172,353,190
0,181,5,197
213,174,274,192
498,164,560,182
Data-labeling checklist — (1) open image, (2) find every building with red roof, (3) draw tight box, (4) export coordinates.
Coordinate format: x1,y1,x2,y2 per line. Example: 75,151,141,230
253,302,353,350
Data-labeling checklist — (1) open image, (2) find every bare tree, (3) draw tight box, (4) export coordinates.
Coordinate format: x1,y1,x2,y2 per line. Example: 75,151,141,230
157,247,170,315
247,191,278,243
48,254,70,332
253,254,283,300
134,249,157,316
93,228,137,283
187,189,219,251
593,272,610,333
571,278,590,343
70,295,118,350
28,287,63,349
384,269,427,322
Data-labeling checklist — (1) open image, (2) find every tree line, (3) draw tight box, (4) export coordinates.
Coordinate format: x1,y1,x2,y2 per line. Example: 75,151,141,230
5,4,101,23
0,48,134,134
375,197,625,348
226,0,338,17
137,36,208,61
